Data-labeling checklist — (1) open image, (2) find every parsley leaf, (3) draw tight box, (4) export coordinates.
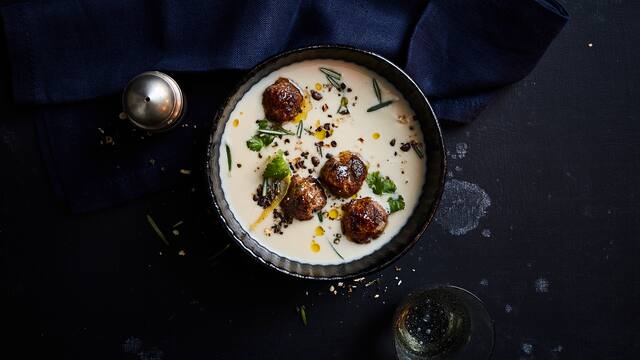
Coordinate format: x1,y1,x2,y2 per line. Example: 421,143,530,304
263,150,291,180
366,171,397,195
388,195,405,213
246,119,276,152
246,136,264,151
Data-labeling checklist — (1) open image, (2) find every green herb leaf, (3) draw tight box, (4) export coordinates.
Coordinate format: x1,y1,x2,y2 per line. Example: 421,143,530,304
263,150,291,180
337,96,350,115
411,141,425,159
225,143,232,171
366,100,394,112
246,136,264,152
366,171,397,195
326,74,342,90
257,119,269,129
257,128,294,136
146,214,169,246
319,67,342,80
327,239,344,259
296,121,304,138
297,305,308,326
262,178,269,196
372,78,382,103
388,195,405,213
317,212,323,222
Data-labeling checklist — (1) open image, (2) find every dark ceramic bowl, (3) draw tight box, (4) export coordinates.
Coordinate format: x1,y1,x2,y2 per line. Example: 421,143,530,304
205,45,445,280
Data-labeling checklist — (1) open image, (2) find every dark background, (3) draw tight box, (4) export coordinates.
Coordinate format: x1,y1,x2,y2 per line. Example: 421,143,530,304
2,1,639,359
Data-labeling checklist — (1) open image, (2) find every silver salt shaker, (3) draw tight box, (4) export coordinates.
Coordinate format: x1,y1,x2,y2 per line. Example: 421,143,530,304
122,71,185,132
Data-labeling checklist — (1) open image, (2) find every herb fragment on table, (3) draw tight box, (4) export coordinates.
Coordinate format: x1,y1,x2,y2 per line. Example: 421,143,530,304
207,243,230,262
179,169,191,175
317,212,324,222
225,143,232,171
366,100,394,112
172,220,184,228
296,305,308,326
366,171,397,195
146,214,169,246
319,67,342,80
388,195,405,213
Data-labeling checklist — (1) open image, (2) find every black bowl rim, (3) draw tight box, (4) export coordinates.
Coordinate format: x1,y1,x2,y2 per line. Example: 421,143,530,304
204,44,446,280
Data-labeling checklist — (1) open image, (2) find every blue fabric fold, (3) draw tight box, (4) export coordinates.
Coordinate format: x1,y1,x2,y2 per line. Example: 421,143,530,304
0,0,568,212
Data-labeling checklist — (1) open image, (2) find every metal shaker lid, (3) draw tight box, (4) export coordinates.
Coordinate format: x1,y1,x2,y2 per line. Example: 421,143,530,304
122,71,184,132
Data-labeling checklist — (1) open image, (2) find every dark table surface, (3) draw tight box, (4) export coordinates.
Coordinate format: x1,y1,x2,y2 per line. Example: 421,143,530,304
2,1,639,359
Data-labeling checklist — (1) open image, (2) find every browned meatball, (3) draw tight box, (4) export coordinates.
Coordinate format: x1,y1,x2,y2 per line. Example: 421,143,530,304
341,197,388,244
319,151,367,197
262,78,303,123
280,175,327,221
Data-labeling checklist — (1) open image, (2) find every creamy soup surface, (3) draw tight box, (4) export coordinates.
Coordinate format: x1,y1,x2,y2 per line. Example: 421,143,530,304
218,59,426,265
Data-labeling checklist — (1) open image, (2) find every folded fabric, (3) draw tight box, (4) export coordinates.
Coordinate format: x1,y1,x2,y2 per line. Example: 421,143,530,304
0,0,568,212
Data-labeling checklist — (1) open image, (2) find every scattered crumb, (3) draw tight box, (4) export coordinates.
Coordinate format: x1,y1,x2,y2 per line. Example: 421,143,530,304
178,250,186,256
373,294,379,298
179,169,191,175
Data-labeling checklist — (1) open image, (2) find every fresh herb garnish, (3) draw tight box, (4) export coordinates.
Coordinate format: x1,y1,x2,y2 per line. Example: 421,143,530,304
411,141,425,159
367,78,394,112
296,121,304,138
246,120,275,152
317,212,323,222
366,171,397,195
225,143,232,171
337,96,350,115
320,67,341,79
366,100,394,112
146,214,169,246
373,78,382,103
388,195,405,213
297,305,308,326
261,178,269,197
257,128,295,136
327,239,344,259
263,150,291,180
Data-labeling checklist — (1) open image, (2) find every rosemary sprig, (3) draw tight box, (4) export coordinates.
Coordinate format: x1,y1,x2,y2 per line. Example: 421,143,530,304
262,178,269,197
172,220,184,228
327,239,344,259
366,100,394,112
257,128,295,136
373,78,382,103
225,143,232,171
326,75,342,90
337,96,350,115
319,67,341,80
304,128,315,135
296,305,308,326
315,142,323,157
411,142,425,159
296,121,303,138
146,214,169,246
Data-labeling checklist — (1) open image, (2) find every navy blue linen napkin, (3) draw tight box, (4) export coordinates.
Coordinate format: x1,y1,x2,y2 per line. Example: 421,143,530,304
1,0,568,212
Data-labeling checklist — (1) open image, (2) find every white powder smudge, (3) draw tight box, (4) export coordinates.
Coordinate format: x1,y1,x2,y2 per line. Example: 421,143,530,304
535,278,550,293
480,278,489,286
505,304,513,314
123,337,143,354
435,179,491,236
455,143,468,159
138,349,164,360
521,343,534,355
481,229,491,238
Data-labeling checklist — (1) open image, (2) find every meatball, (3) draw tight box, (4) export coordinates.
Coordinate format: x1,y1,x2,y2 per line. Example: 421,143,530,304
341,197,388,244
319,151,367,197
262,78,304,123
280,175,327,221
